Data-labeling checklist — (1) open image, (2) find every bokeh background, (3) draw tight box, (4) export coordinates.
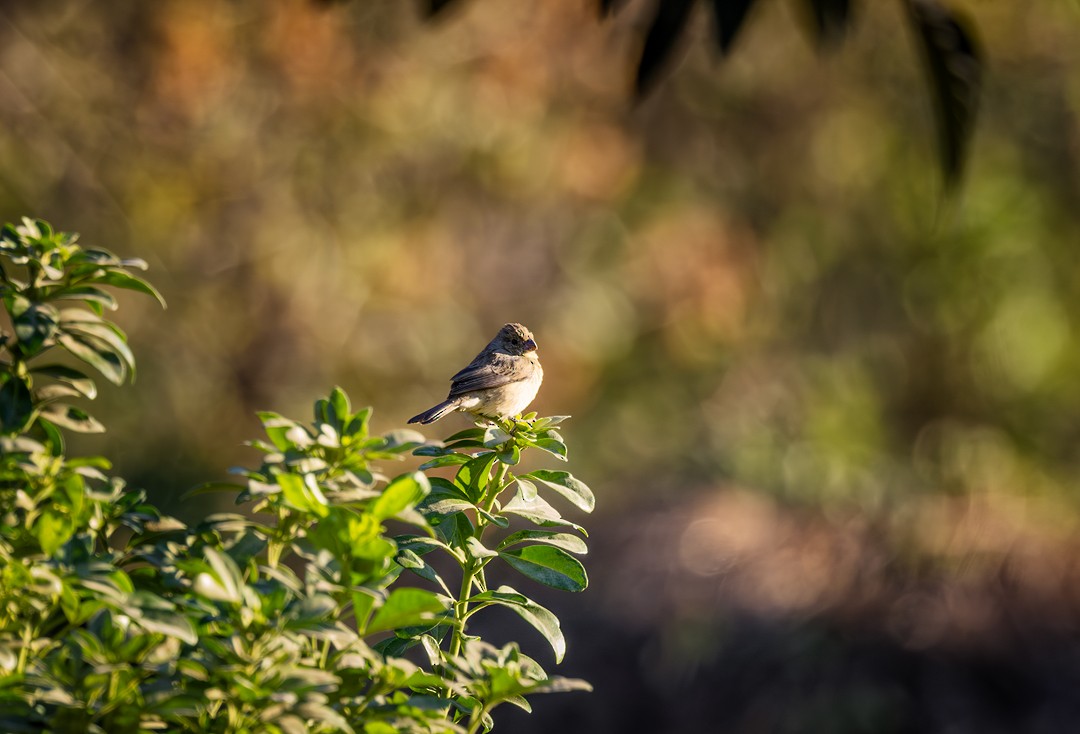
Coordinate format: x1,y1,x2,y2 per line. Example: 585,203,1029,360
4,0,1080,731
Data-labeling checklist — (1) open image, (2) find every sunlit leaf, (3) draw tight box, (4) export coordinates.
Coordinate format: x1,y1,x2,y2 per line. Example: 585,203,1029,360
502,491,586,534
371,472,430,520
522,470,595,512
94,269,167,308
366,588,449,634
498,545,588,592
30,364,97,399
39,404,105,433
467,586,567,662
496,530,588,555
57,332,125,385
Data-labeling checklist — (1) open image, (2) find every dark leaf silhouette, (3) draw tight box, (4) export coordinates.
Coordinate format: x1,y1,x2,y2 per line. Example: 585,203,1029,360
905,0,983,185
599,0,629,17
424,0,462,19
803,0,854,46
709,0,758,54
636,0,698,98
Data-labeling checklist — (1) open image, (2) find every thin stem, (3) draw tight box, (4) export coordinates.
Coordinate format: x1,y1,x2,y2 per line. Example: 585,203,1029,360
266,541,283,570
266,509,287,569
466,704,488,734
480,461,511,515
16,622,32,673
448,561,477,658
448,454,514,660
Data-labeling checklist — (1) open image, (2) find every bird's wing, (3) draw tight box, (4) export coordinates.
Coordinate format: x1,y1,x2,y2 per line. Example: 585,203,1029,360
448,353,524,396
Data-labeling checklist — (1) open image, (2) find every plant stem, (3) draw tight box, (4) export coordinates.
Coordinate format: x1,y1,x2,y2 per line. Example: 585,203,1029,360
480,461,511,515
448,455,513,659
448,561,477,658
266,540,282,570
16,623,32,673
466,704,488,734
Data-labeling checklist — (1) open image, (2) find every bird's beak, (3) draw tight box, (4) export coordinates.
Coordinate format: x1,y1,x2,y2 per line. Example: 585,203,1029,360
524,338,538,352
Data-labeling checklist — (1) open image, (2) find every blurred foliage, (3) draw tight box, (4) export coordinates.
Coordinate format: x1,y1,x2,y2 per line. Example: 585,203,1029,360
2,0,1080,730
0,0,1076,520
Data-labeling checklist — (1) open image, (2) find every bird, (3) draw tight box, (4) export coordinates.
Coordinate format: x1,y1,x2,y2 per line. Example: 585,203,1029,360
408,323,543,425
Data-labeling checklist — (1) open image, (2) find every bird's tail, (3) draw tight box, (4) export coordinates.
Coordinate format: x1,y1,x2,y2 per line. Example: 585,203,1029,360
408,399,459,425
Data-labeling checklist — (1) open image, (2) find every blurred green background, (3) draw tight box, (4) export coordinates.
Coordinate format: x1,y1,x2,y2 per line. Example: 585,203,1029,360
4,0,1080,731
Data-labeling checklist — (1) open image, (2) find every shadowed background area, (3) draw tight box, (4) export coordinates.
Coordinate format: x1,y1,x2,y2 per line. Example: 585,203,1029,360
3,0,1080,731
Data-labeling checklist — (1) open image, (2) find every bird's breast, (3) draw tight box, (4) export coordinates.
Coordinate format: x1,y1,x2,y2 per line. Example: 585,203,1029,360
469,357,542,419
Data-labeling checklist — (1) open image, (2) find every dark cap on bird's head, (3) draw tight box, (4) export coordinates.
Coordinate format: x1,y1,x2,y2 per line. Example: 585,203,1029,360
495,323,538,355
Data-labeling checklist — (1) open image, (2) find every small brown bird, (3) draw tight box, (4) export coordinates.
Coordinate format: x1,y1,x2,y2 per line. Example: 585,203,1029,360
408,323,543,425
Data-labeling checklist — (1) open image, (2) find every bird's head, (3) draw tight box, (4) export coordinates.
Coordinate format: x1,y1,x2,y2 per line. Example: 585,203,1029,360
494,323,538,355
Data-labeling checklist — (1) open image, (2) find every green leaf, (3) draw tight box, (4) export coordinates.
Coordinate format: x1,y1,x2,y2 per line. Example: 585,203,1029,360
496,530,587,555
33,382,84,403
522,470,595,512
30,365,97,399
258,411,299,450
421,497,476,519
442,427,487,443
39,405,105,433
35,509,75,555
51,285,118,311
277,473,329,517
196,547,244,604
515,478,538,501
58,332,125,385
468,586,567,662
435,512,475,549
344,406,371,438
527,436,568,461
94,269,167,308
59,580,81,623
135,608,198,645
497,443,521,466
502,491,586,534
499,546,587,592
0,435,45,453
370,472,430,520
365,588,449,634
531,415,570,430
456,452,499,499
382,428,425,451
395,548,453,596
328,386,350,427
36,418,65,453
352,589,378,630
12,300,59,357
466,537,498,559
483,426,513,447
61,318,135,380
0,375,33,434
417,453,471,470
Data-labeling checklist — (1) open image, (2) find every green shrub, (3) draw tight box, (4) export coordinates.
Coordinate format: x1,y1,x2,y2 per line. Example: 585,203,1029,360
0,218,592,733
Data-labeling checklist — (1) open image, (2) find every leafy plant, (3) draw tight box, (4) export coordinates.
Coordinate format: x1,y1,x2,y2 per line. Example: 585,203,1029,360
0,218,592,733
